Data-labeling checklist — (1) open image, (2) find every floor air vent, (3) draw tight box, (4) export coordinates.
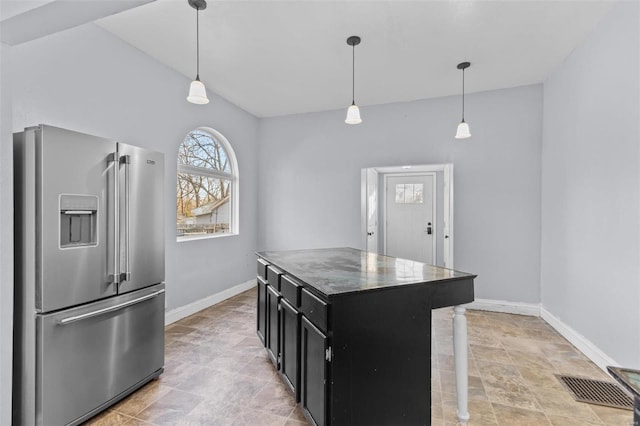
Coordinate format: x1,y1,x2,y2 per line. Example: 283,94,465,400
556,375,633,410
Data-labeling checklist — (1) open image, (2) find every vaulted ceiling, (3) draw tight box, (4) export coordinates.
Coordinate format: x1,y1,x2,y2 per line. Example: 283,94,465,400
2,1,616,118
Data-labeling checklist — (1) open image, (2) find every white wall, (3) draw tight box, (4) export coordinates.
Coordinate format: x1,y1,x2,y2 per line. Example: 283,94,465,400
9,23,260,310
0,41,14,426
541,2,640,368
258,84,543,303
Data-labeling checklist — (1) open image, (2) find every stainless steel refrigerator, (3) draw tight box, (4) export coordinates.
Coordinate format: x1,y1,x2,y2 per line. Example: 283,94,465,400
13,124,165,426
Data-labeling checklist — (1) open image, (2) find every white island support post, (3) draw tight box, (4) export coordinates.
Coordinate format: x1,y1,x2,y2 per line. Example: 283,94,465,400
453,305,470,422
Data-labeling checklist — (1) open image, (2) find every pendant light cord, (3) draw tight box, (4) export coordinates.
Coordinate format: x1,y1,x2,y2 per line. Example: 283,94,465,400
352,43,355,105
461,67,465,121
196,7,200,80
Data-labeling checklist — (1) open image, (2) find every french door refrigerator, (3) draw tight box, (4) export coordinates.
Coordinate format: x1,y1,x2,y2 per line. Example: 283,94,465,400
13,124,165,426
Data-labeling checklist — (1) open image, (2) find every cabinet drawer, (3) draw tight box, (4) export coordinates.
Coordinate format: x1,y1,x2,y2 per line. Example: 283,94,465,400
257,258,269,280
267,265,284,291
280,275,302,307
300,288,328,333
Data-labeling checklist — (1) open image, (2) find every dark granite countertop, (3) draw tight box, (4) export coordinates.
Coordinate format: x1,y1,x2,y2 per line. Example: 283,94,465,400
257,247,476,297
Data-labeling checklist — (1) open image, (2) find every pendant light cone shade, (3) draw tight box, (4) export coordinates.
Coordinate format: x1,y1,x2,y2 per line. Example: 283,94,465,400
187,0,209,105
345,103,362,124
455,121,471,139
345,35,362,124
455,61,471,139
187,78,209,104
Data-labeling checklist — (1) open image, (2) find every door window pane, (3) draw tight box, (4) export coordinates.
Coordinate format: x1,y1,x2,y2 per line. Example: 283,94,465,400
395,184,405,203
413,184,424,203
395,183,424,204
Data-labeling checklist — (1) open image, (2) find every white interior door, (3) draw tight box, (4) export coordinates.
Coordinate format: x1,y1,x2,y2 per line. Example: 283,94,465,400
365,168,379,253
443,164,453,268
385,174,436,263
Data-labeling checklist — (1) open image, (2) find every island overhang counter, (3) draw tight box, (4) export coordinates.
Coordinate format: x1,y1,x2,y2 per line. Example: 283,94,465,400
255,247,476,426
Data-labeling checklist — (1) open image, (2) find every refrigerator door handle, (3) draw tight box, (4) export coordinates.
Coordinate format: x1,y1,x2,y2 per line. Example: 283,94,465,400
108,152,120,284
120,155,131,282
58,289,165,325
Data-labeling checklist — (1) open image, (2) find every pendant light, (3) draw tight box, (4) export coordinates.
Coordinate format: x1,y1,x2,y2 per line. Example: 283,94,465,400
345,35,362,124
187,0,209,105
455,62,471,139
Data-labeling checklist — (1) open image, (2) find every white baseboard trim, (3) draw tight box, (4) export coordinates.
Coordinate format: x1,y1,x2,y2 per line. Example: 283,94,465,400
466,298,541,317
540,307,617,372
165,279,255,325
467,299,616,373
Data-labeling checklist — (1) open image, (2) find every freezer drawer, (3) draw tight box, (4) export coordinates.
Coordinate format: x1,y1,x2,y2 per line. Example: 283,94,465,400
36,285,165,426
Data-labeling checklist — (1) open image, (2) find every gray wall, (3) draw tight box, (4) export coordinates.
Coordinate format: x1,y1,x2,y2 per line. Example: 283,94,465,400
541,2,640,367
8,23,260,310
2,22,260,420
1,41,14,426
258,84,543,303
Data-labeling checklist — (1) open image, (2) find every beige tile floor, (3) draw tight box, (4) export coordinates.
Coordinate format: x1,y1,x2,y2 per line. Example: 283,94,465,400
86,289,634,425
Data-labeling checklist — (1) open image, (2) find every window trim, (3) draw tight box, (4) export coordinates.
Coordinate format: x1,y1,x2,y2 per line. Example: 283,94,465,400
177,126,239,242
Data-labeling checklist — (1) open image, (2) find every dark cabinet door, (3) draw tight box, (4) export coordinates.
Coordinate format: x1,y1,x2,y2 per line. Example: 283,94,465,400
266,285,281,367
301,316,329,426
279,298,301,401
256,277,267,346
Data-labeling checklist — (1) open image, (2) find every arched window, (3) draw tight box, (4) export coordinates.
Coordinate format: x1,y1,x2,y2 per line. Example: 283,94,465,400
177,127,238,240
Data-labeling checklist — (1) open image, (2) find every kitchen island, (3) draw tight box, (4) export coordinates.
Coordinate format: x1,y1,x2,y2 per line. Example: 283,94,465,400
256,247,476,426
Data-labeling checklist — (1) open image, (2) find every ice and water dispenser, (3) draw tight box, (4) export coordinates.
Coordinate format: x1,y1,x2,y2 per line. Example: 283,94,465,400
59,194,98,248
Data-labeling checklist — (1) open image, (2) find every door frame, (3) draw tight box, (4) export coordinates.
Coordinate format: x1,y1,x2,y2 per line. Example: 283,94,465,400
361,168,379,254
361,163,454,268
382,172,437,264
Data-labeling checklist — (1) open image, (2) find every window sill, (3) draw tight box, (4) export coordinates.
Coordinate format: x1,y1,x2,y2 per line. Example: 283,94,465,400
176,232,238,243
